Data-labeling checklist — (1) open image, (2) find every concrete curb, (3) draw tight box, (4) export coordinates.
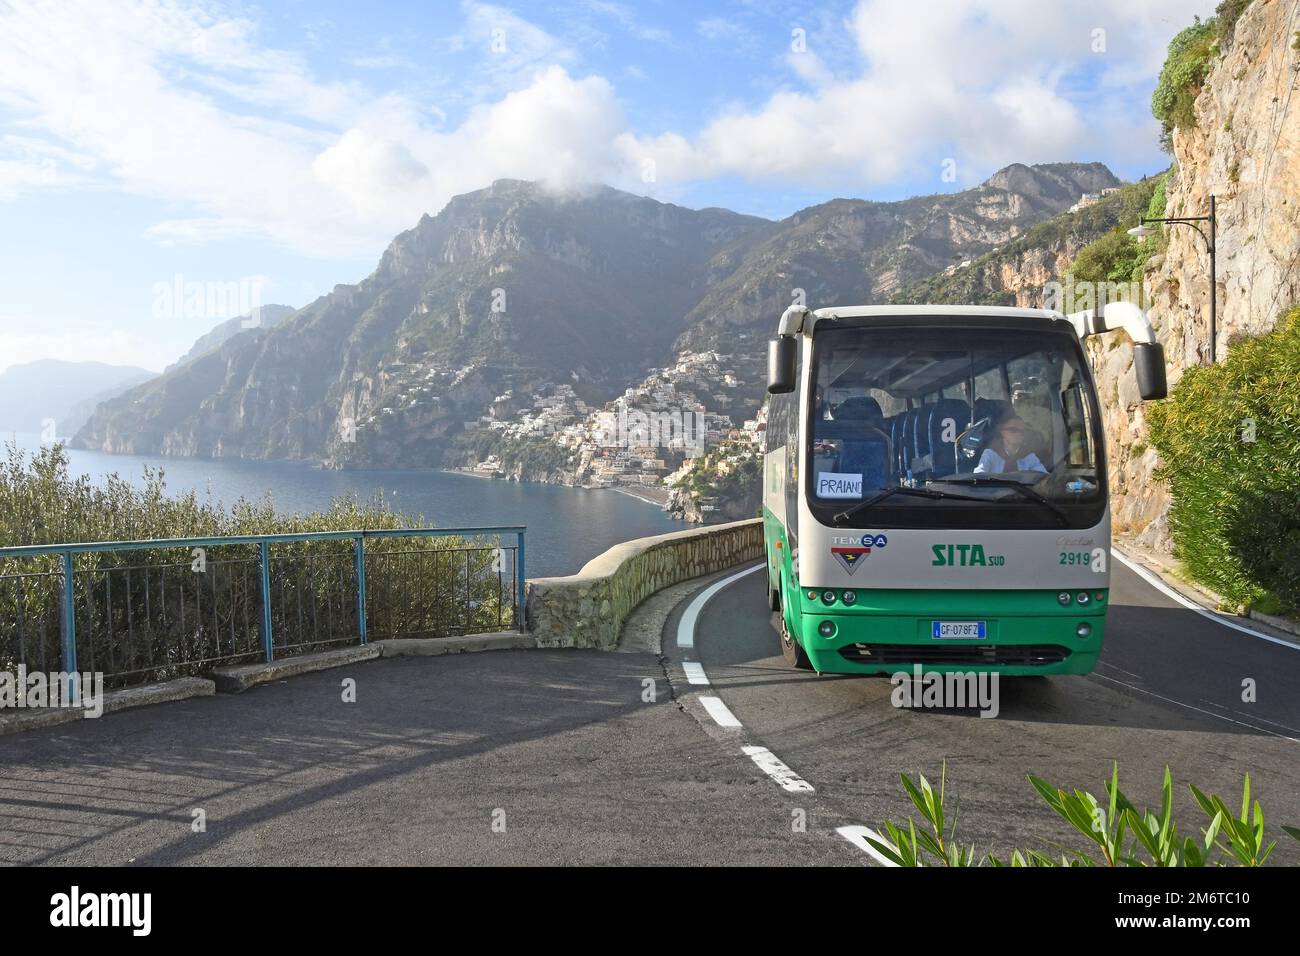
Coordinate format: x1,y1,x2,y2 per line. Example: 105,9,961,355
1,677,215,736
615,565,751,655
1247,609,1300,640
0,705,82,736
1115,544,1300,645
375,633,537,656
103,677,215,713
212,645,381,693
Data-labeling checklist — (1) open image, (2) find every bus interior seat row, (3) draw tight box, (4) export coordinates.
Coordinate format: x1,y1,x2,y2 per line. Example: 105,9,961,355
820,395,1052,488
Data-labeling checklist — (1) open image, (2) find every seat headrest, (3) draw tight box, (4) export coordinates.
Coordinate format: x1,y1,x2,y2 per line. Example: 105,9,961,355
835,396,884,422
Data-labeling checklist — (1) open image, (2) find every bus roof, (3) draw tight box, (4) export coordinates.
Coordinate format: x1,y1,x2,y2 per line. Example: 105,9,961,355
812,305,1062,322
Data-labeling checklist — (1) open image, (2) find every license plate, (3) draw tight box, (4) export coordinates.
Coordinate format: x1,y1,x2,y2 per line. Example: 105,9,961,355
932,620,986,640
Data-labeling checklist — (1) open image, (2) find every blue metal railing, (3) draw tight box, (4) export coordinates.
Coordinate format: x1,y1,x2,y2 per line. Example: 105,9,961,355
0,526,526,686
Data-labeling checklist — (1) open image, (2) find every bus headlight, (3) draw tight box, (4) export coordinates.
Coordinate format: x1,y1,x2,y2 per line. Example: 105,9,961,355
841,589,857,605
818,620,836,638
1076,622,1092,638
1076,591,1090,605
1057,591,1072,606
821,590,837,606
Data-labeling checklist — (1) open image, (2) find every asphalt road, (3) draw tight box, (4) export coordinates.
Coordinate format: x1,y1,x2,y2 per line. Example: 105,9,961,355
1,555,1297,866
0,648,854,865
668,556,1300,864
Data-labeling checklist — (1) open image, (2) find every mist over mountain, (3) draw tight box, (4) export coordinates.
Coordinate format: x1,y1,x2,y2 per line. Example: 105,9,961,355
73,162,1119,467
0,360,156,437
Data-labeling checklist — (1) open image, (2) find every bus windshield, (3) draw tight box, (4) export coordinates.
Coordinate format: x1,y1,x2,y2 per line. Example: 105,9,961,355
806,323,1105,528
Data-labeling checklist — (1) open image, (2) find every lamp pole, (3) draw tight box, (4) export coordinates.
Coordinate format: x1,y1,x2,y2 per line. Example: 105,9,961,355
1129,195,1217,363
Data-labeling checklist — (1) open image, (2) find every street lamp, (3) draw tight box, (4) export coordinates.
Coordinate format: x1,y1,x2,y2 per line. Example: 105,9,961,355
1128,195,1218,363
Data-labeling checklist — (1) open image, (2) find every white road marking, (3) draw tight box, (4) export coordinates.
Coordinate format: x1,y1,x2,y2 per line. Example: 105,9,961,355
836,826,901,866
742,745,814,793
1114,550,1299,650
698,695,743,728
676,563,765,648
682,661,710,685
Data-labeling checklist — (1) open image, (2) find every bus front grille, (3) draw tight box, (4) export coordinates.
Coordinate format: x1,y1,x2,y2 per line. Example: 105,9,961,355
838,643,1071,666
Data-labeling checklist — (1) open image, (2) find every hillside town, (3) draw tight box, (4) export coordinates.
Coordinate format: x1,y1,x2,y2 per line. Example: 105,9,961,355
463,349,766,517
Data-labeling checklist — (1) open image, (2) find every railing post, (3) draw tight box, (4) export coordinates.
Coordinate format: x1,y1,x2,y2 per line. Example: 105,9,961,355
516,530,526,633
354,535,368,645
259,541,274,662
60,551,77,673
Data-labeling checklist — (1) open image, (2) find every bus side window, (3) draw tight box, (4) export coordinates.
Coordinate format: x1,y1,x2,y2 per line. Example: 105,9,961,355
1061,383,1093,466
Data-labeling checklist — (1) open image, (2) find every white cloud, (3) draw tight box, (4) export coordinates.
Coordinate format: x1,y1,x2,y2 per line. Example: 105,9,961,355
625,0,1217,188
0,0,1216,264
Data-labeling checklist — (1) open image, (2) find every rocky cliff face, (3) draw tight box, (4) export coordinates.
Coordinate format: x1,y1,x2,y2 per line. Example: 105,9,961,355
1097,0,1300,550
891,180,1151,307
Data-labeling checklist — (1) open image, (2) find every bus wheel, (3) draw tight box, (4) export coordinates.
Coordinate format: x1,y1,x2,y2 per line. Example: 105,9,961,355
767,579,781,612
780,616,812,670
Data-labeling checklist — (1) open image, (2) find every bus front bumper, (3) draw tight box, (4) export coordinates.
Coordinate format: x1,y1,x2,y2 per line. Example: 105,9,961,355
794,588,1107,676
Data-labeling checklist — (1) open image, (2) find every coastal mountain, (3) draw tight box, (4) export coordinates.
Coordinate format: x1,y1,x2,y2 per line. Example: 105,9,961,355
73,162,1119,466
0,360,156,437
676,161,1120,355
164,304,297,371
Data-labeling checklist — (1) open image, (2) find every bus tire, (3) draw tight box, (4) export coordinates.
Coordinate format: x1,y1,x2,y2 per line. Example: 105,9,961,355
779,594,812,669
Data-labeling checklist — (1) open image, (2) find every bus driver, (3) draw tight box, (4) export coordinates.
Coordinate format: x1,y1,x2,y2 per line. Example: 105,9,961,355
974,414,1048,475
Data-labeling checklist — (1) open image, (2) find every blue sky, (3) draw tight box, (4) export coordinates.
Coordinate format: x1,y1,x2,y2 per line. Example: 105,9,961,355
0,0,1215,373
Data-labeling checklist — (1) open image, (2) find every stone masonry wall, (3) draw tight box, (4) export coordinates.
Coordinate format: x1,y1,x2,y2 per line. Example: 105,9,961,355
526,518,762,648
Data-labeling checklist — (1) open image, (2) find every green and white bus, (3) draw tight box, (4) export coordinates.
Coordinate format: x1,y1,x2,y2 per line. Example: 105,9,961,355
763,303,1167,676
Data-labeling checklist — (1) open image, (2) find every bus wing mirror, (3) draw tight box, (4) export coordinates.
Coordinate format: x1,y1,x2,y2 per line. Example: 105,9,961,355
1133,342,1167,401
767,336,797,394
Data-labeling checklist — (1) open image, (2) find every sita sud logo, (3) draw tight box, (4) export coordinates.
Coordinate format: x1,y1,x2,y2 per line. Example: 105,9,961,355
831,533,887,576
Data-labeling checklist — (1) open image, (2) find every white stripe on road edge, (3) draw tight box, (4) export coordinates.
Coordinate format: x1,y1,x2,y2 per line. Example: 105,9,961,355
682,661,710,685
676,563,765,648
699,696,742,728
1113,550,1299,651
742,745,815,793
836,826,901,867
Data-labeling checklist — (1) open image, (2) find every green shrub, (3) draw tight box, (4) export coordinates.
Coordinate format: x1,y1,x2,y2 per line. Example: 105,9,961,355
1064,173,1168,294
1152,19,1219,147
0,443,507,684
1215,0,1254,49
1147,308,1300,613
866,763,1297,867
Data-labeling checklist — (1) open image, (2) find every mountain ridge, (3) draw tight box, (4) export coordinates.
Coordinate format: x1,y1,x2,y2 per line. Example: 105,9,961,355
73,161,1120,466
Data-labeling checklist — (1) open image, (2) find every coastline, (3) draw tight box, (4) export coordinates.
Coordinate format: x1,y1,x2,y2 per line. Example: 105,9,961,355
610,485,671,508
445,465,672,511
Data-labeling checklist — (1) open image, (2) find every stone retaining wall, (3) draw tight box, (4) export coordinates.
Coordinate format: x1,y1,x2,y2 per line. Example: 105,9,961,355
526,518,763,649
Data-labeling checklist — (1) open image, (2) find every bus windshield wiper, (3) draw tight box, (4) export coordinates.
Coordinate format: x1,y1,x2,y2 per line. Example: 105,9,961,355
934,476,1071,527
832,486,982,525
